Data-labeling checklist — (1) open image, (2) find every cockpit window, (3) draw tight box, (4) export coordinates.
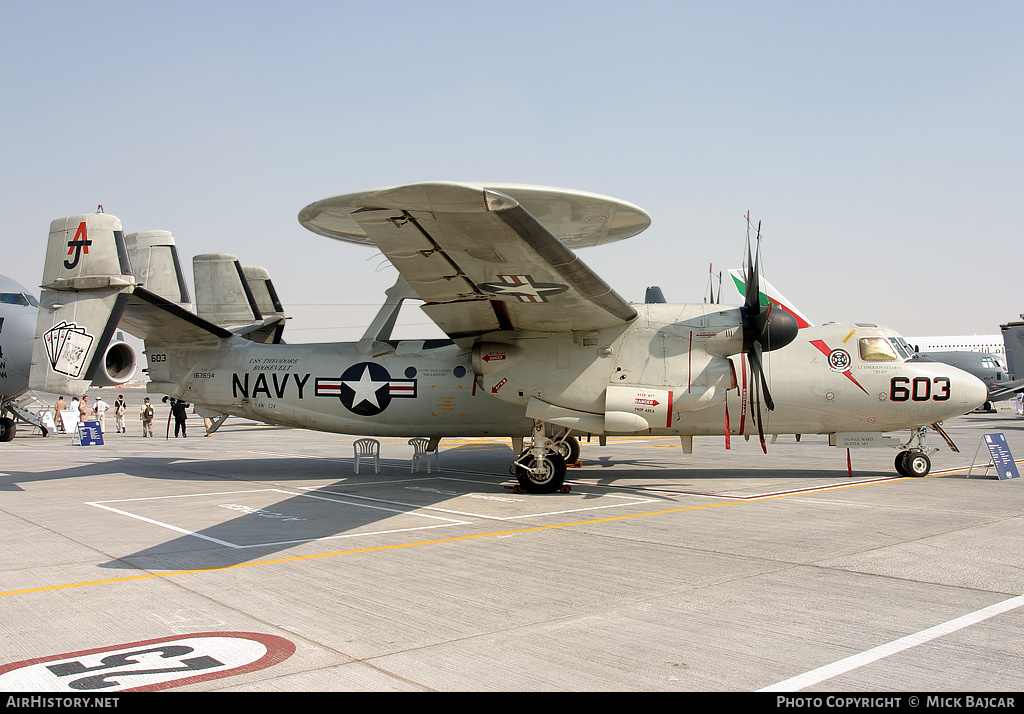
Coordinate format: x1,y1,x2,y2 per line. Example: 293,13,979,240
888,337,912,359
860,337,899,361
0,292,33,307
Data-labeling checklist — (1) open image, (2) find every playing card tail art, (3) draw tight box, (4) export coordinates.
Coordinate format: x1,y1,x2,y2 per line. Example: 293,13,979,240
30,214,135,397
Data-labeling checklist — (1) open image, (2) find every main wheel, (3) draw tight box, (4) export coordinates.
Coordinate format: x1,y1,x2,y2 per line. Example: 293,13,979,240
905,452,931,477
514,452,566,494
0,417,15,442
552,435,580,464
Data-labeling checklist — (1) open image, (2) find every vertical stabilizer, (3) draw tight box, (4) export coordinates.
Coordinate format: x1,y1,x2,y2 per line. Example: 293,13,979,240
727,268,813,329
194,254,260,327
243,265,287,343
125,230,192,310
243,265,286,322
1001,321,1024,379
31,214,136,396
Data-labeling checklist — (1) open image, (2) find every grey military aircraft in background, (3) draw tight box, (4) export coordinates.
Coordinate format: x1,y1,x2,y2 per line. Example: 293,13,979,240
910,351,1020,412
30,183,986,488
0,274,43,440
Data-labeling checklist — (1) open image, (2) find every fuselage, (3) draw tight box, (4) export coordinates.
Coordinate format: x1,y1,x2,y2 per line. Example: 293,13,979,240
146,337,533,437
146,303,987,440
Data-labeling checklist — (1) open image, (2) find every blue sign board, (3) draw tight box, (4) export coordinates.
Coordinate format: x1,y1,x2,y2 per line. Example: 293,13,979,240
983,433,1019,480
76,421,104,446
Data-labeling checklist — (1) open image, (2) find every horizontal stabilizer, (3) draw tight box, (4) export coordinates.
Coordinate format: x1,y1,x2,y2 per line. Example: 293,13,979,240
120,288,233,343
229,315,286,343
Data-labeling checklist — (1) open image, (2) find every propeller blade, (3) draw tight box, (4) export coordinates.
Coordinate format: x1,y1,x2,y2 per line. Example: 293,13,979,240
744,238,759,311
750,353,767,453
749,341,776,412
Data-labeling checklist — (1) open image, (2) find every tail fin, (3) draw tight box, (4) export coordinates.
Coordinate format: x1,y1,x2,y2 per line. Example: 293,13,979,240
1001,321,1024,380
243,265,287,343
242,265,286,323
194,254,285,343
30,214,135,396
194,254,259,326
727,268,813,329
124,230,192,310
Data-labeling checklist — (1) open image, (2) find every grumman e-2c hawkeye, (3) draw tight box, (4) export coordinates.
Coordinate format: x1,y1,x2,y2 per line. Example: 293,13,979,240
30,183,986,491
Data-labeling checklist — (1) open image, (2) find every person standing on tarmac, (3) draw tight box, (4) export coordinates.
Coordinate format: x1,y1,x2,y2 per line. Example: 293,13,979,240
140,398,154,437
169,397,190,438
114,395,127,434
54,396,67,433
92,395,110,433
78,395,91,423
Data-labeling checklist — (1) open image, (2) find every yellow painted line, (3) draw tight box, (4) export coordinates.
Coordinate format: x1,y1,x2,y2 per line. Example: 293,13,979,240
0,476,901,599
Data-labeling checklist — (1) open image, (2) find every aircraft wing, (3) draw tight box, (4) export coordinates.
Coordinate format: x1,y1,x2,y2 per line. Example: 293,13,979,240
987,379,1024,402
298,182,649,341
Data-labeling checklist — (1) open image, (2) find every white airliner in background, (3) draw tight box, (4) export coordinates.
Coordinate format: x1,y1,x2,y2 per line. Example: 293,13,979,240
904,335,1004,355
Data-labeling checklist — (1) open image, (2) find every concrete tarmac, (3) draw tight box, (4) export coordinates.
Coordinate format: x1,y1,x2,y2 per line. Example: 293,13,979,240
1,387,1023,692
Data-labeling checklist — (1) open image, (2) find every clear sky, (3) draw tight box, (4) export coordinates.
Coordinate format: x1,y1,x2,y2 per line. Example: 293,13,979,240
2,1,1021,342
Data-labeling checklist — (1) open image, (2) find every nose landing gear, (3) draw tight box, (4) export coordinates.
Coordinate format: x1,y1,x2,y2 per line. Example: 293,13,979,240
893,425,949,477
895,450,931,477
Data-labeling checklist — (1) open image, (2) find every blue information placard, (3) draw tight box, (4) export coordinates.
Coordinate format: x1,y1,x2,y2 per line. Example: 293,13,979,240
983,433,1019,480
76,421,104,446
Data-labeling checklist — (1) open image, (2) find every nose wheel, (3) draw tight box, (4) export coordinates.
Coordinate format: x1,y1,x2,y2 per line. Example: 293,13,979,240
895,450,931,477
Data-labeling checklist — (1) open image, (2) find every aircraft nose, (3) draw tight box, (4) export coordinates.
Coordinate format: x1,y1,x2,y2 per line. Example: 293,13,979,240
961,372,988,411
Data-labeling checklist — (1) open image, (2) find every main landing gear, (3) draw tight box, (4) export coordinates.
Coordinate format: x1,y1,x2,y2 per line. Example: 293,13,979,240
509,422,578,494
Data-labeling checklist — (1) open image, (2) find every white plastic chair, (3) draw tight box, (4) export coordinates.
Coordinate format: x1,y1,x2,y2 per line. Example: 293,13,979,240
408,437,439,473
353,438,380,474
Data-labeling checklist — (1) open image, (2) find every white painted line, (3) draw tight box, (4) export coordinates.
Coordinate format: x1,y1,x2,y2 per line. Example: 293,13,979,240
87,487,472,549
228,521,469,548
295,489,470,524
88,502,242,548
90,488,286,504
301,484,660,522
760,594,1024,691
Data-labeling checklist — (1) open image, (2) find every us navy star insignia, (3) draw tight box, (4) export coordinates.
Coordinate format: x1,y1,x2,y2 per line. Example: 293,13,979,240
345,364,388,410
477,274,568,303
315,362,417,416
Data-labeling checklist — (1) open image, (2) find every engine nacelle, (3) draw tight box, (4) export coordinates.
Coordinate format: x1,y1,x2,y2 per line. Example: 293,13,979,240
89,340,138,387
